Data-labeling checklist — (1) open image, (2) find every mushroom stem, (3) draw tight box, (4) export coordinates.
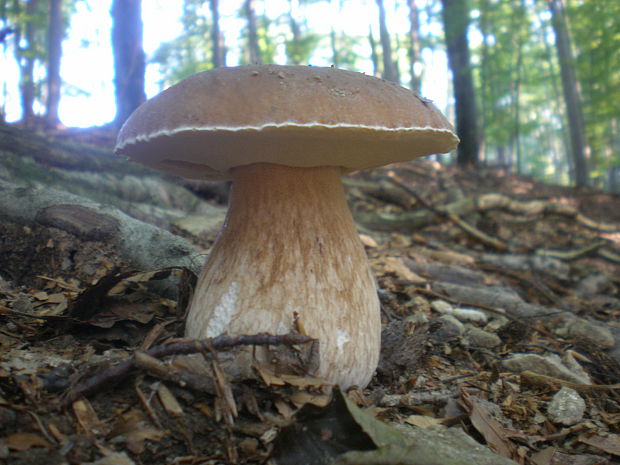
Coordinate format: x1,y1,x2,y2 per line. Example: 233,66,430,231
185,163,380,388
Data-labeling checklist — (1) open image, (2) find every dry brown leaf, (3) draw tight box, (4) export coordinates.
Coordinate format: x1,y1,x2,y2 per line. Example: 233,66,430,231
578,433,620,456
3,432,50,451
275,399,296,419
289,391,331,408
383,256,426,283
157,383,184,417
84,451,136,465
403,414,442,429
73,398,105,436
107,408,165,454
463,393,517,459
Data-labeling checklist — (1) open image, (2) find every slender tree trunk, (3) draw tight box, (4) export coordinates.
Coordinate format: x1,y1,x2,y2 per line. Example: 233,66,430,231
245,0,261,64
548,0,589,187
368,27,379,77
330,27,338,67
539,19,570,180
111,0,146,128
46,0,63,126
441,0,480,167
376,0,397,83
20,0,37,124
288,0,301,65
330,0,342,67
407,0,422,92
209,0,225,68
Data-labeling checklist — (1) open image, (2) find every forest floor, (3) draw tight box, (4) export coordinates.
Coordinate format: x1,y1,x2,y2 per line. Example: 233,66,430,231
1,125,620,465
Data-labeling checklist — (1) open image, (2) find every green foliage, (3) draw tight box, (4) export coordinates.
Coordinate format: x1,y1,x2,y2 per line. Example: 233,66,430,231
285,28,321,65
568,0,620,169
471,0,620,186
331,32,362,69
151,0,213,88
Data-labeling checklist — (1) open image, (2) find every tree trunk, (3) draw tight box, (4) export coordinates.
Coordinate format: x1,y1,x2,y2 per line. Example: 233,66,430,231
548,0,589,187
440,0,480,167
376,0,397,83
287,0,301,65
19,0,37,124
330,27,339,67
111,0,146,128
46,0,63,126
368,27,379,77
209,0,225,68
407,0,422,92
245,0,261,64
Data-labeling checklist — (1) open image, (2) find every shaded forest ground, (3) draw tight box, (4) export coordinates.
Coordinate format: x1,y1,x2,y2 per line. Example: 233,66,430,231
1,125,620,465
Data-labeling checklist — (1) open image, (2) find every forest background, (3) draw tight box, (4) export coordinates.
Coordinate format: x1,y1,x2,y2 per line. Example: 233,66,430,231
0,0,618,190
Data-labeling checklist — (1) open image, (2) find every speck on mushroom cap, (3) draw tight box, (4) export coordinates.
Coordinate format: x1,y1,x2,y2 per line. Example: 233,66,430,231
115,65,459,180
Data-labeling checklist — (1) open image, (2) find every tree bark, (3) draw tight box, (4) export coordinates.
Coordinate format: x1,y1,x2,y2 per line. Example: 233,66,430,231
287,0,301,65
209,0,225,68
245,0,261,64
376,0,398,83
548,0,589,187
19,0,38,124
441,0,480,167
111,0,146,128
368,27,379,77
46,0,63,126
407,0,422,92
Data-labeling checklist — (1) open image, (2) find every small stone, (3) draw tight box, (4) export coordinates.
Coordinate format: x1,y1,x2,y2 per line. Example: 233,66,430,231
502,353,590,385
430,315,465,343
559,318,615,349
431,300,453,314
463,327,501,348
547,387,586,426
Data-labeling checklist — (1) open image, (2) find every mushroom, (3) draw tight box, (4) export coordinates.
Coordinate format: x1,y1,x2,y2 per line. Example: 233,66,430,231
115,65,458,389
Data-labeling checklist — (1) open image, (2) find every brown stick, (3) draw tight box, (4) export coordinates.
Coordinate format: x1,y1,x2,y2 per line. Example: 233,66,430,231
59,333,314,408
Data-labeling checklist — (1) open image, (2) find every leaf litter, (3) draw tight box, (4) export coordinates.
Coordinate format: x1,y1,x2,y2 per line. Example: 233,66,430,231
1,160,620,464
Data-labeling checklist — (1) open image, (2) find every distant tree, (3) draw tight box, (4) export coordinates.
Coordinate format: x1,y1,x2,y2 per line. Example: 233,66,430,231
209,0,225,68
152,0,214,87
376,0,397,82
568,0,620,184
441,0,480,167
407,0,422,92
111,0,146,127
547,0,589,187
244,0,261,64
285,0,320,65
45,0,63,126
20,0,39,124
368,26,379,76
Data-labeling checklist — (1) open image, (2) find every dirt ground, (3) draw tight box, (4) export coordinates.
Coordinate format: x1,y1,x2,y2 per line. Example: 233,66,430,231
1,131,620,465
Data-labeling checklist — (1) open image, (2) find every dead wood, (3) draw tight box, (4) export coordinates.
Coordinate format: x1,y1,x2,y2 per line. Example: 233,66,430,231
353,180,617,235
0,179,202,286
60,333,315,408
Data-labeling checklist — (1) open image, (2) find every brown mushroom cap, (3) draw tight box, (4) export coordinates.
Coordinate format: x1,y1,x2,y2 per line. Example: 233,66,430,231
115,64,459,180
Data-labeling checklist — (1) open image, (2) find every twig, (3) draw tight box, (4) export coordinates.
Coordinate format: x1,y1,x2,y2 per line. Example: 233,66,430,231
391,175,507,251
133,351,213,392
520,370,620,392
59,333,314,408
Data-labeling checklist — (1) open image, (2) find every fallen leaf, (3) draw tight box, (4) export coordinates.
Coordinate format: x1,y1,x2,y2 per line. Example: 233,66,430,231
578,433,620,456
4,432,50,451
157,383,184,417
403,415,442,429
462,392,517,459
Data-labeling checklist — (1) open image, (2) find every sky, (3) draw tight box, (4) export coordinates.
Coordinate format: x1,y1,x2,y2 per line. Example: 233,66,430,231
0,0,450,128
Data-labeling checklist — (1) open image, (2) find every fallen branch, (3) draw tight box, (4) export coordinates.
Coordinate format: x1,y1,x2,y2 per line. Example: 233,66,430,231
59,333,315,408
353,185,618,235
392,175,507,251
520,370,620,392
